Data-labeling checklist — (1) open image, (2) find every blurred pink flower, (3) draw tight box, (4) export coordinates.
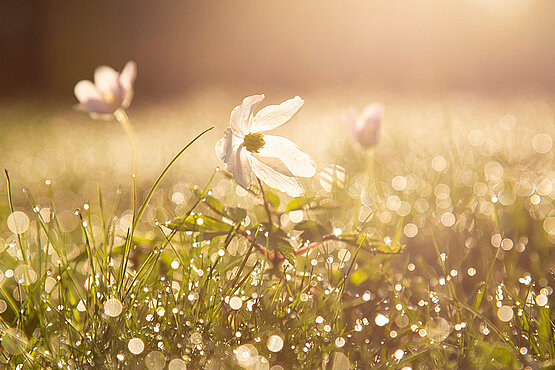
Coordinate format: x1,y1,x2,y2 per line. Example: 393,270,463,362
345,103,384,148
74,61,137,119
215,94,316,197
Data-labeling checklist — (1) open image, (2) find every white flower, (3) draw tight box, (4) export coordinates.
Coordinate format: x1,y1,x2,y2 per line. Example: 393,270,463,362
215,94,316,197
74,61,137,119
345,103,384,148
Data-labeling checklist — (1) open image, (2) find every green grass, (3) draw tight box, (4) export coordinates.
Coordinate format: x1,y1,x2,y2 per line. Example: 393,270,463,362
0,94,554,369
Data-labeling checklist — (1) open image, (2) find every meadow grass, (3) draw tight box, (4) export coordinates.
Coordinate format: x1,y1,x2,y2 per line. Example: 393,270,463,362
0,93,554,369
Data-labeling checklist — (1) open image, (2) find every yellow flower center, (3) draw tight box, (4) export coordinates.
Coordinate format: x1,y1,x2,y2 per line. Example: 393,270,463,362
102,91,117,105
243,132,265,153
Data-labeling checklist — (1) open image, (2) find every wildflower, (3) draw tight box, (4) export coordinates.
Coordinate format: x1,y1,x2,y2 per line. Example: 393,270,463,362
215,94,316,197
74,61,137,119
345,103,384,148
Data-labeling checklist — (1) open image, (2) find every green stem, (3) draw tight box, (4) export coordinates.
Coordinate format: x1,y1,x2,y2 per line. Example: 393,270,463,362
257,177,273,226
118,127,214,294
114,108,138,219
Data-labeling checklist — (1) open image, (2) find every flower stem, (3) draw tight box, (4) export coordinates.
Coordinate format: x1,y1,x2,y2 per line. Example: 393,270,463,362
257,177,273,226
365,147,375,187
114,108,138,220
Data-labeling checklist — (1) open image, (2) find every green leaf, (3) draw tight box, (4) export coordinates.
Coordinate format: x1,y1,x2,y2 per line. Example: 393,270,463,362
294,220,329,242
284,197,325,213
374,217,406,253
472,283,486,311
252,223,295,263
166,214,232,233
225,207,247,223
193,188,226,216
197,231,229,242
376,243,406,254
350,268,370,285
265,190,280,210
273,239,295,264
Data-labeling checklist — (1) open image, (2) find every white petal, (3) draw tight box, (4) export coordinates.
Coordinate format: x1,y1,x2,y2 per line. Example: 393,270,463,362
356,103,383,147
257,135,316,177
252,96,304,132
86,100,116,113
94,65,120,95
230,94,265,135
120,61,137,88
215,137,227,163
74,80,101,103
119,61,137,108
227,147,252,189
249,154,304,197
215,128,252,188
361,103,384,123
75,99,116,116
215,128,242,163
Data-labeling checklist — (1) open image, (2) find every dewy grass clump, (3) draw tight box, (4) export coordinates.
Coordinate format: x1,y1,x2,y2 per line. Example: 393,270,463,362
0,62,554,369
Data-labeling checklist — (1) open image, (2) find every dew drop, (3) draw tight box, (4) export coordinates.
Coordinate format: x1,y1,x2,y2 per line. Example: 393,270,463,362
404,223,418,238
441,212,455,227
2,327,28,355
229,296,242,310
104,298,123,317
330,352,350,370
76,300,86,312
289,210,303,223
334,337,346,348
168,358,187,370
426,317,451,342
337,249,351,262
375,314,389,326
535,294,548,307
431,155,447,172
190,332,202,345
14,265,37,286
7,212,30,234
532,133,553,153
362,291,371,301
235,344,258,367
145,351,166,370
267,335,284,352
128,338,145,355
497,305,514,322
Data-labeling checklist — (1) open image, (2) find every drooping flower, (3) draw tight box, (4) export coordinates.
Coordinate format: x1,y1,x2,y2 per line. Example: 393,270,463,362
215,94,316,197
345,103,384,148
74,61,137,119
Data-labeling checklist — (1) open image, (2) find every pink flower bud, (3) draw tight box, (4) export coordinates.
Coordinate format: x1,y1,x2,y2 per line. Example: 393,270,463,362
345,103,384,148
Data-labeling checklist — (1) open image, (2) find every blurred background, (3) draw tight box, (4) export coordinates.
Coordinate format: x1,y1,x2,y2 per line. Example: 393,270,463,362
2,0,555,100
1,0,554,212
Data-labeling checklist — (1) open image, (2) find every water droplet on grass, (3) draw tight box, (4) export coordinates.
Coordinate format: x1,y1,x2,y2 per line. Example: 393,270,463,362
497,305,514,322
128,338,144,355
235,344,258,367
145,351,166,370
375,314,389,326
426,317,451,342
267,335,284,352
334,337,345,348
7,211,29,234
168,358,187,370
229,296,242,310
104,298,123,317
535,294,548,307
330,352,350,369
394,349,404,360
